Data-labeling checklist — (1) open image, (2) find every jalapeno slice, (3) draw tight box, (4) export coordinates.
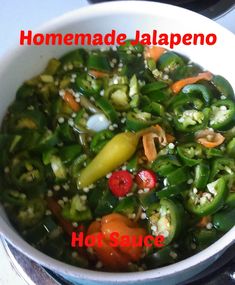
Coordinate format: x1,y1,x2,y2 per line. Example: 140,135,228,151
177,143,204,166
148,198,184,245
11,159,45,190
185,177,228,216
209,99,235,130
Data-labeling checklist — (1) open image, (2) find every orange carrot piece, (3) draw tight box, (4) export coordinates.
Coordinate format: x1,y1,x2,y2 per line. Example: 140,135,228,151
166,133,176,143
144,46,166,62
88,69,109,78
196,130,225,148
171,71,213,94
63,90,80,112
197,216,211,228
143,133,158,162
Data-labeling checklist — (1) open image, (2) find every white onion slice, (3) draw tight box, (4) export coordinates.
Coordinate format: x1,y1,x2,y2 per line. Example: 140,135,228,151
86,113,110,132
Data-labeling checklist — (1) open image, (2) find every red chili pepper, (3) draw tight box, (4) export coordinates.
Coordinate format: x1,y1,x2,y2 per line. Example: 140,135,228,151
108,170,133,197
135,170,157,189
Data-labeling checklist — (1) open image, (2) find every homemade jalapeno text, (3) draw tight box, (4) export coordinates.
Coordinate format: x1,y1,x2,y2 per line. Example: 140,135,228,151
1,41,234,272
20,29,217,49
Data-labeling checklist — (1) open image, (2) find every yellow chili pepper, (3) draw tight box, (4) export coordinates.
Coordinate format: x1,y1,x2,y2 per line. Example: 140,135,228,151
77,132,140,188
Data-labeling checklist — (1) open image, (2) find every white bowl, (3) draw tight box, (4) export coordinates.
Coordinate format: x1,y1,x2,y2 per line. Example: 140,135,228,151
0,2,235,284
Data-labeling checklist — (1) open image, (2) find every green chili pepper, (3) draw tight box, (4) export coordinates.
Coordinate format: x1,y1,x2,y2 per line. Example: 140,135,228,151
226,138,235,158
60,48,87,68
144,246,176,268
126,111,161,131
87,53,111,73
181,84,212,105
225,193,235,209
157,183,188,199
210,158,235,181
59,144,82,164
44,58,61,75
70,154,88,179
129,74,140,108
211,75,234,99
185,177,228,216
141,81,168,94
96,97,118,122
16,84,35,100
170,64,202,81
9,110,46,131
157,52,185,72
143,102,165,117
193,228,219,251
138,191,159,210
209,99,235,130
90,130,114,153
213,208,235,232
105,85,130,111
174,108,210,133
148,198,184,245
76,74,102,96
177,143,203,166
165,167,190,185
23,216,59,244
15,198,46,229
114,196,138,215
194,162,210,189
11,159,45,190
0,190,27,206
151,155,181,176
62,194,92,222
126,153,139,173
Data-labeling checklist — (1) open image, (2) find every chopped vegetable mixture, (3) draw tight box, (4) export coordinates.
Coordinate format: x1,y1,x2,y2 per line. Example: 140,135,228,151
0,41,235,272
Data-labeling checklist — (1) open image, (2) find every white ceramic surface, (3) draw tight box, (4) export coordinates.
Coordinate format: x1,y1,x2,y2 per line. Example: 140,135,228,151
0,2,235,284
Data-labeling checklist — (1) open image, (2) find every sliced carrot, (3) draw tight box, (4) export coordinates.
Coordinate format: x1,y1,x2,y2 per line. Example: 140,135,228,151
144,46,165,62
196,129,225,148
63,90,80,112
153,124,168,146
166,133,176,143
88,69,109,78
197,216,211,228
171,71,213,94
143,133,158,162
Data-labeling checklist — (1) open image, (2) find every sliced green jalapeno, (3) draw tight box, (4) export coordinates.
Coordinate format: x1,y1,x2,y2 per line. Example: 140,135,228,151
226,138,235,158
60,48,87,68
151,155,181,176
96,97,118,122
194,162,210,189
225,193,235,209
90,130,114,153
11,159,45,190
185,177,228,216
209,99,235,130
157,52,185,72
177,143,204,166
210,158,235,181
148,198,184,245
126,111,161,131
213,208,235,232
211,75,234,99
15,198,46,229
87,53,111,73
181,84,212,105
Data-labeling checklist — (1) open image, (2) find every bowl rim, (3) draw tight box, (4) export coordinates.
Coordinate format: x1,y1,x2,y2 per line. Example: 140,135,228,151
0,1,235,282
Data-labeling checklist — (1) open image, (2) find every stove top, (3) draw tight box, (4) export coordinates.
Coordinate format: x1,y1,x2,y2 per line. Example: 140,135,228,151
2,238,235,285
88,0,235,19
